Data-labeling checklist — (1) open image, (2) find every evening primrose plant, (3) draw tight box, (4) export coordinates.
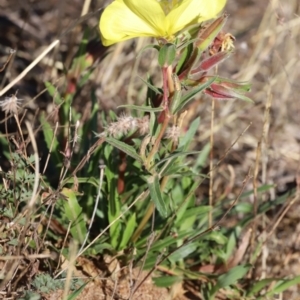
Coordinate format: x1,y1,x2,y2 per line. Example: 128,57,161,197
2,2,299,299
95,0,259,297
99,0,252,182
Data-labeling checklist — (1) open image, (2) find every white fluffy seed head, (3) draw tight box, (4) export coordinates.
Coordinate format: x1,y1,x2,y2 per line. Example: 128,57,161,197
0,94,22,115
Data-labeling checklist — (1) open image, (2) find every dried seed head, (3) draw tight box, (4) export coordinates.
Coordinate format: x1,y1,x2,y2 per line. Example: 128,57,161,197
137,116,150,136
0,94,22,115
105,115,150,138
165,125,181,143
106,114,137,137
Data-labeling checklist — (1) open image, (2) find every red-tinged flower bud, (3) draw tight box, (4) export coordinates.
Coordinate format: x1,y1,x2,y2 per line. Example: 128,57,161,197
205,83,235,100
190,51,231,80
204,88,234,99
205,82,253,102
216,79,251,92
195,15,228,51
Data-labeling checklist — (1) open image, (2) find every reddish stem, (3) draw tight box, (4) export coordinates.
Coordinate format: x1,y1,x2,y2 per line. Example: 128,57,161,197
162,66,169,109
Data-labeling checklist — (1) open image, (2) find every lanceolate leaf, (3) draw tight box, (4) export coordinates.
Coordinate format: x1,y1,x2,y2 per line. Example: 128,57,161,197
139,76,162,95
265,275,300,297
178,117,200,150
147,174,168,218
155,150,201,170
118,104,163,112
153,276,183,288
62,188,87,244
119,213,136,250
210,264,251,296
173,77,216,114
158,43,176,67
40,113,60,164
105,137,142,162
246,278,278,297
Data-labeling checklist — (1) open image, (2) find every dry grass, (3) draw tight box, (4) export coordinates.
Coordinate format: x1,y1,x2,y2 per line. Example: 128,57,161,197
0,0,300,299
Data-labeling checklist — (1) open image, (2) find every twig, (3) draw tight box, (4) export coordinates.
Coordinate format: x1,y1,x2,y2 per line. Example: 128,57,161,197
0,49,15,72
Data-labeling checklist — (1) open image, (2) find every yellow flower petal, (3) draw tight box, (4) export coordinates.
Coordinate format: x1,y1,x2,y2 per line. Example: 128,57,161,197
100,0,166,46
124,0,167,35
100,0,227,46
167,0,226,34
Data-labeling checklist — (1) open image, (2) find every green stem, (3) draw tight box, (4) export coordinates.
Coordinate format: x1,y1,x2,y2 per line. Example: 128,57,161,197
144,66,172,170
145,114,170,170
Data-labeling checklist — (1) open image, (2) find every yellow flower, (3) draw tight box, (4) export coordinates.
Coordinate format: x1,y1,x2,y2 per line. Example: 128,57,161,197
100,0,226,46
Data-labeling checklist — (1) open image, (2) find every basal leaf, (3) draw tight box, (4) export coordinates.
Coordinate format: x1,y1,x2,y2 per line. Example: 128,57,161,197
153,276,183,287
119,213,136,250
62,188,87,244
210,264,251,296
147,174,168,218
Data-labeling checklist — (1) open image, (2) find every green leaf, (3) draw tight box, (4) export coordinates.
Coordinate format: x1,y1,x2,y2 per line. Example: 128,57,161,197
20,291,41,300
69,29,92,77
158,43,176,67
78,67,95,88
105,137,142,162
61,176,100,189
179,117,200,150
67,281,89,300
155,150,201,171
160,163,190,177
175,196,196,229
204,231,227,245
45,81,63,105
104,145,122,249
173,77,216,114
144,230,194,253
169,243,197,261
192,143,210,171
118,104,163,112
139,76,162,95
85,242,114,255
265,275,300,296
147,174,168,218
179,205,211,220
153,276,183,287
234,203,253,214
149,111,159,137
246,278,277,296
62,188,87,244
176,43,194,74
119,213,136,250
240,184,274,199
210,264,251,296
40,112,60,164
225,231,237,261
